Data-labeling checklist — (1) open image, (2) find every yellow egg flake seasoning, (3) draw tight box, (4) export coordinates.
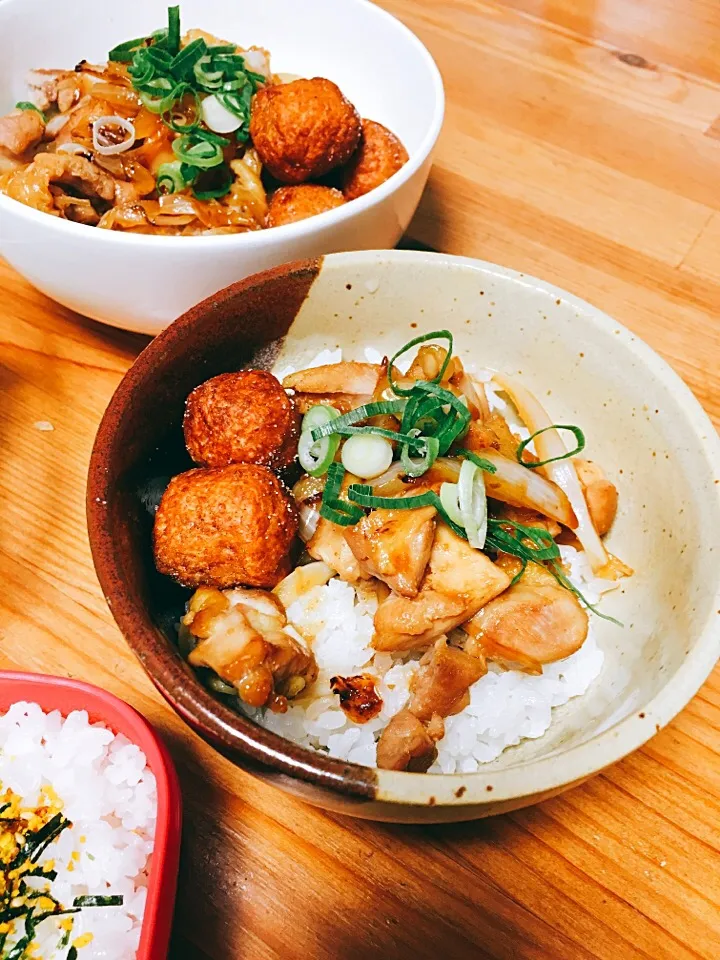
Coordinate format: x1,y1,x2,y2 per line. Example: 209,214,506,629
79,835,87,844
0,776,126,953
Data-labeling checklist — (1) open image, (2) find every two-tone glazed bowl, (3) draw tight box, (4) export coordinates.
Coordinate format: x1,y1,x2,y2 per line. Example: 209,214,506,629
87,251,720,822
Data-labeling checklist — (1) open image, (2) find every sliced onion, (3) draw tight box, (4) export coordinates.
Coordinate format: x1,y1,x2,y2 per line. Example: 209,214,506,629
46,113,69,138
453,371,491,421
493,373,609,572
292,473,325,504
92,115,135,155
298,502,320,542
274,560,334,607
368,460,409,496
480,451,576,527
56,141,91,158
458,458,487,549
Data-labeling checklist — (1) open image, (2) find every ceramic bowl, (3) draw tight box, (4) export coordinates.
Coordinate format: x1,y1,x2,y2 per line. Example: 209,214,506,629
0,671,182,959
0,0,443,335
87,250,720,822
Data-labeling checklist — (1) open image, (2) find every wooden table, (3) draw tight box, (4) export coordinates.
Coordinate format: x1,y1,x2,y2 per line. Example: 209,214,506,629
2,1,719,956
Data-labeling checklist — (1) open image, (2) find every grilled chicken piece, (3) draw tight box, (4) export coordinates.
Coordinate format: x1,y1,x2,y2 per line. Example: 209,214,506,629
463,556,588,672
344,505,436,597
464,412,521,461
375,708,440,771
574,459,618,536
283,362,383,396
1,152,114,216
0,110,44,156
292,392,373,414
376,639,487,770
408,639,487,721
307,516,368,582
373,526,511,651
185,586,317,710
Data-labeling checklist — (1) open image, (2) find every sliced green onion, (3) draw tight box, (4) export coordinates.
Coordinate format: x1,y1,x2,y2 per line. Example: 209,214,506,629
458,458,487,549
170,37,208,81
15,101,45,121
161,86,200,132
180,163,200,185
454,448,497,473
299,406,340,478
348,485,438,511
194,56,225,90
167,5,181,56
410,382,471,454
309,400,405,441
138,78,177,114
156,160,188,195
400,435,439,477
108,36,150,62
485,518,559,562
172,132,227,169
439,482,464,526
387,330,454,396
302,404,339,430
517,425,586,468
319,463,364,525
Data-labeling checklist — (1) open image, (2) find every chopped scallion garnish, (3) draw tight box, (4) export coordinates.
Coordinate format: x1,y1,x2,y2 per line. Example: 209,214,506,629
387,330,454,396
15,101,45,121
516,424,586,468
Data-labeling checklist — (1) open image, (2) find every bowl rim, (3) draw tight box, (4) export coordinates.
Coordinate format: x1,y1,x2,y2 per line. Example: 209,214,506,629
88,249,720,809
0,669,182,959
0,0,444,248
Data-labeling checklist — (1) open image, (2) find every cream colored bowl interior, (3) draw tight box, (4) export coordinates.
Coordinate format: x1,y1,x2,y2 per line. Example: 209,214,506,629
271,251,720,806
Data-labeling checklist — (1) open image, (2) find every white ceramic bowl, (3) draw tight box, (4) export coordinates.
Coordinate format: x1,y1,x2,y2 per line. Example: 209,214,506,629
0,0,443,334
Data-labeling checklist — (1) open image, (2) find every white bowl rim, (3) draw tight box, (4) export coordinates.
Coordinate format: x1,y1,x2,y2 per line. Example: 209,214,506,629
313,250,720,806
0,0,445,247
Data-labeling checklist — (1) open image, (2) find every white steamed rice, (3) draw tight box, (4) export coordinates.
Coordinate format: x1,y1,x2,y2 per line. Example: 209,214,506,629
0,703,157,958
246,544,612,773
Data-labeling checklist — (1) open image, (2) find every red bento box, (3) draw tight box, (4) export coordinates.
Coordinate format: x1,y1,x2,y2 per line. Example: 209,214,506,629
0,671,182,960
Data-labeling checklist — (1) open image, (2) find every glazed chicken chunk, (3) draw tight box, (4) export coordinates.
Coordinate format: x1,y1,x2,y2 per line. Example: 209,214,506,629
463,556,589,673
373,526,511,651
344,504,437,597
0,109,45,156
282,362,384,414
376,639,488,771
184,585,317,712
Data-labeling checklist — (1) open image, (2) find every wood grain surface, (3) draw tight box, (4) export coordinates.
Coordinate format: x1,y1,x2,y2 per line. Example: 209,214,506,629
2,1,719,957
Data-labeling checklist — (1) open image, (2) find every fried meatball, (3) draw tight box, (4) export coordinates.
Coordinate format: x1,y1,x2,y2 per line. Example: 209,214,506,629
184,370,299,470
153,464,298,589
341,119,409,201
250,78,361,184
266,184,345,228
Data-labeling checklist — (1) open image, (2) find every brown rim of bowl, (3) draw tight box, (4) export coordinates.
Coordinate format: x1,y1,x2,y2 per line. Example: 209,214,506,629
87,257,378,802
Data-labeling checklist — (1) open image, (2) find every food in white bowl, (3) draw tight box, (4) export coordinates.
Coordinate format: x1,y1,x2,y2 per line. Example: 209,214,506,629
0,0,443,333
150,331,631,774
0,6,408,237
0,702,156,959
